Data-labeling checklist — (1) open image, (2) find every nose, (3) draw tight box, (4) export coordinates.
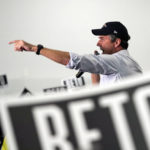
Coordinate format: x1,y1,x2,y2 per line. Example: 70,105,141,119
97,39,102,47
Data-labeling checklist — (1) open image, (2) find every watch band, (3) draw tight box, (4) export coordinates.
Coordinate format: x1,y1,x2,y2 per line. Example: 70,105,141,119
36,44,44,55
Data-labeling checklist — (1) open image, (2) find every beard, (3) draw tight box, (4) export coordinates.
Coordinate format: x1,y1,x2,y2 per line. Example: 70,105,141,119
99,47,105,54
99,46,113,54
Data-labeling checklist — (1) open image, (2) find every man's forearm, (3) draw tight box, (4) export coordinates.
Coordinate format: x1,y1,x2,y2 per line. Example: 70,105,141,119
9,40,70,66
36,47,70,65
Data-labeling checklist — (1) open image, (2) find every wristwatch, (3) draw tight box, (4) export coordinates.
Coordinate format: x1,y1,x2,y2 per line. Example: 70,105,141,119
36,44,44,55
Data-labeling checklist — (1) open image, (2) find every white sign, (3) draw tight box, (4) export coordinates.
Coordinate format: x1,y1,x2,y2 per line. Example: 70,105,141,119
0,73,150,150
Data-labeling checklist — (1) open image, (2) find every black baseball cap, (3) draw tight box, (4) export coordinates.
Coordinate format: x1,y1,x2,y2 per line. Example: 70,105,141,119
92,21,130,41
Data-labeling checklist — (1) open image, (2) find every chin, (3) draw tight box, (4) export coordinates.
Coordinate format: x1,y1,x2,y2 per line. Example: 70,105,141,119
101,49,105,54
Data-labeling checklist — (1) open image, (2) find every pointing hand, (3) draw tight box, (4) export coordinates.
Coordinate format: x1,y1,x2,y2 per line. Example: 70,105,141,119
9,40,36,52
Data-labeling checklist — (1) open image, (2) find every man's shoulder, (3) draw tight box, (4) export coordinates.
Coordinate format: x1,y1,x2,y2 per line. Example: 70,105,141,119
113,49,129,56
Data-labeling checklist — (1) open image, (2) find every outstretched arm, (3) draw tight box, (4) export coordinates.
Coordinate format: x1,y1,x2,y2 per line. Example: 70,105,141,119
9,40,70,65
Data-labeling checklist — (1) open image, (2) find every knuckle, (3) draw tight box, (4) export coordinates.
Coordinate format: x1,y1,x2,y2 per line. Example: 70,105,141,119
20,40,24,45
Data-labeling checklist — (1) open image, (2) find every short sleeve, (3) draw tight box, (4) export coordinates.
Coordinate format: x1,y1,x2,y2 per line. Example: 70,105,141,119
66,52,82,69
66,52,120,74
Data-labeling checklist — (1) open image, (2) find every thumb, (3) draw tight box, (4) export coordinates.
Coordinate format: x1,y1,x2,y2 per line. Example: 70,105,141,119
23,45,30,51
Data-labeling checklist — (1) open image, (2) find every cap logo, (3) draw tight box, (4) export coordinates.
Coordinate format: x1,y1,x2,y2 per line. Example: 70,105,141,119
113,30,118,34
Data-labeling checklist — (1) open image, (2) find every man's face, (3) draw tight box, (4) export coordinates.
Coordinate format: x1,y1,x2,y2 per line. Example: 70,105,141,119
97,35,115,54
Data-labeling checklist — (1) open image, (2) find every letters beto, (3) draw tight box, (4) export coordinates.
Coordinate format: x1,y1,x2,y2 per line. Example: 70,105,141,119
2,76,150,150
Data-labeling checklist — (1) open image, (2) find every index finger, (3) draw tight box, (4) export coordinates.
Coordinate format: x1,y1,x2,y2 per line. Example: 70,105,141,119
8,40,18,44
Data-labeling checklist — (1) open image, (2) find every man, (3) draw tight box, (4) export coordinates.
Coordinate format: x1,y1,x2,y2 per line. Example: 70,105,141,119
9,21,142,86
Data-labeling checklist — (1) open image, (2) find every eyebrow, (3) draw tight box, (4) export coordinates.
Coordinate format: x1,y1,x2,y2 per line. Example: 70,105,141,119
99,36,105,39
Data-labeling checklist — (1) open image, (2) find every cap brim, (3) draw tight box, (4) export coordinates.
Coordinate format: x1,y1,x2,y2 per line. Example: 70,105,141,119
91,28,110,36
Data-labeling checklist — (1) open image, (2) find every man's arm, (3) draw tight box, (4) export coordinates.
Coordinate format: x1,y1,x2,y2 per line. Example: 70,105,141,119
9,40,70,65
91,50,100,85
91,74,100,85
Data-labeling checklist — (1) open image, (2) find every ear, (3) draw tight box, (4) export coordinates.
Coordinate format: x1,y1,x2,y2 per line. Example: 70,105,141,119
114,38,121,48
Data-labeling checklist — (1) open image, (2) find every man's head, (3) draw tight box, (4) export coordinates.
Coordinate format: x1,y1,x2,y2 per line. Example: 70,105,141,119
92,21,130,54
